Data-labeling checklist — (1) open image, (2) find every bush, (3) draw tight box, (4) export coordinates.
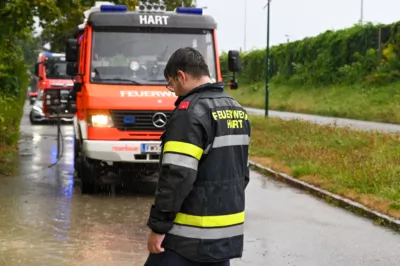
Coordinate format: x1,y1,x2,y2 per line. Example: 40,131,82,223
0,92,26,146
220,21,400,86
0,28,30,173
0,37,29,144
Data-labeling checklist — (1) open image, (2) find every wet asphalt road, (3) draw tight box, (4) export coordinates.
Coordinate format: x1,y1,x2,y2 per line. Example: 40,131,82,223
245,107,400,133
0,102,399,266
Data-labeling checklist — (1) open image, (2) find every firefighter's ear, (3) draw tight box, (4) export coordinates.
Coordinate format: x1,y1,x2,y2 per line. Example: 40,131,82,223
176,70,187,83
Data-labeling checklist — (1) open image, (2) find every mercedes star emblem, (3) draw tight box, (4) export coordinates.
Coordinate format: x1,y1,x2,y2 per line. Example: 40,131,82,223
152,112,167,128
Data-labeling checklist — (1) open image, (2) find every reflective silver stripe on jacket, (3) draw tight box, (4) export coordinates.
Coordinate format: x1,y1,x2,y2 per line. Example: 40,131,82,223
204,134,250,154
212,134,250,148
162,153,199,171
168,223,244,239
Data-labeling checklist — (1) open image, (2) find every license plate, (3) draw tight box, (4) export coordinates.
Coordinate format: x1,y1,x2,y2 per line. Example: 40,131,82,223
141,143,161,153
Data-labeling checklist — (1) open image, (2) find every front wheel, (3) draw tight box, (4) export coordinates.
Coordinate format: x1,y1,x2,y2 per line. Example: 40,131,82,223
76,144,98,194
73,137,80,173
29,111,38,125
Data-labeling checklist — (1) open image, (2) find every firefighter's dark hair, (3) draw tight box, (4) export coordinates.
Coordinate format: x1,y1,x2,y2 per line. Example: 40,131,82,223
164,47,210,79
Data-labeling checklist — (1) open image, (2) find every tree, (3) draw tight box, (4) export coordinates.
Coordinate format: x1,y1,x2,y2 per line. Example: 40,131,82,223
0,0,61,96
20,35,43,72
40,1,88,52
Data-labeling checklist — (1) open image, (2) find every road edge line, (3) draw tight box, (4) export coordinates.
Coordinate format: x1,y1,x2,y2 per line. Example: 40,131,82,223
249,160,400,232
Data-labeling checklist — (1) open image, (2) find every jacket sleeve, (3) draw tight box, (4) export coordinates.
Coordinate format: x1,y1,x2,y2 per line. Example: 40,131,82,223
147,109,208,234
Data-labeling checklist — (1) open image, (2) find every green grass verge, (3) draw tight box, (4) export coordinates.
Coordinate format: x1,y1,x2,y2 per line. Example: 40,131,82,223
229,81,400,124
249,115,400,219
0,93,25,176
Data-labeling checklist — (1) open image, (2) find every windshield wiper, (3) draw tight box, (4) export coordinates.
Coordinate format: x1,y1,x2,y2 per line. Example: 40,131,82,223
96,78,142,84
146,78,167,83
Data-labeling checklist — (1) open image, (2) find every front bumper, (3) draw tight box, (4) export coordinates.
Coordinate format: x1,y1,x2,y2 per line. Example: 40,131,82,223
83,140,162,163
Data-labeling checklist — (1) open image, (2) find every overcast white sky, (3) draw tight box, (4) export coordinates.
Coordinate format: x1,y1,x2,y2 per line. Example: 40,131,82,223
197,0,400,52
37,0,400,52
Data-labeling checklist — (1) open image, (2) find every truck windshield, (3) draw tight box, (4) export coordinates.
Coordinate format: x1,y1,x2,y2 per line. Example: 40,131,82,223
90,29,217,85
45,60,69,79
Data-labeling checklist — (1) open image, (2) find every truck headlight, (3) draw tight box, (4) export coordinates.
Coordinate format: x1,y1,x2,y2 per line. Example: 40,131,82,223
89,114,114,128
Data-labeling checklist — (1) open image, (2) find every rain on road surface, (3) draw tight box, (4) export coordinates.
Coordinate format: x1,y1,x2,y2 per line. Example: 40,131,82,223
245,107,400,133
0,103,399,266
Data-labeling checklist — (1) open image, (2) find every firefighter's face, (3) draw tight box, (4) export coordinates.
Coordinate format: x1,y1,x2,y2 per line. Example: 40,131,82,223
166,70,189,96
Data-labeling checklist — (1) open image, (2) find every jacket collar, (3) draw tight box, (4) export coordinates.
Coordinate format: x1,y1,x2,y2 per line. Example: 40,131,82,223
174,82,225,107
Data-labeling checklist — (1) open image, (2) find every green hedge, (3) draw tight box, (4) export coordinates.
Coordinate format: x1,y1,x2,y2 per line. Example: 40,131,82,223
0,37,29,150
220,21,400,86
0,92,26,146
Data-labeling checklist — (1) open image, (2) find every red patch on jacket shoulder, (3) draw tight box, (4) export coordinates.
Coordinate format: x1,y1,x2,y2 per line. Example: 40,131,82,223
178,101,190,110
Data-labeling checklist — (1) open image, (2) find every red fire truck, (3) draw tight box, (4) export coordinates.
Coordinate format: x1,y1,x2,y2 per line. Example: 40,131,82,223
65,2,241,193
30,52,75,124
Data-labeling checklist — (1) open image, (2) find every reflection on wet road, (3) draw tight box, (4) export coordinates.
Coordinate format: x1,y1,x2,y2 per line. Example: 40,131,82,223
1,104,153,265
0,102,399,266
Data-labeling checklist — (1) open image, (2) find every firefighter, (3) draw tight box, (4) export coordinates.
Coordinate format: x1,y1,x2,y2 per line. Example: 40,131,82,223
144,47,251,266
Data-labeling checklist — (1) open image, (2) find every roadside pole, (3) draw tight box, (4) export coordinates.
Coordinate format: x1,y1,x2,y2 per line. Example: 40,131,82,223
264,0,271,117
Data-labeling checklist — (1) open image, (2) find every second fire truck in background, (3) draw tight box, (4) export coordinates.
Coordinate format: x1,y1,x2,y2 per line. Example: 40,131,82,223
30,52,75,124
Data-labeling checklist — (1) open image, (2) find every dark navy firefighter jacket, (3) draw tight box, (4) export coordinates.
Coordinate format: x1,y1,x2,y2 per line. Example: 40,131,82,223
147,82,251,263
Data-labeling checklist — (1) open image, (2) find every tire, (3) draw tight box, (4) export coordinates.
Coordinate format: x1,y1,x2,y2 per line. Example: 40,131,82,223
76,141,98,194
73,137,80,173
29,111,38,125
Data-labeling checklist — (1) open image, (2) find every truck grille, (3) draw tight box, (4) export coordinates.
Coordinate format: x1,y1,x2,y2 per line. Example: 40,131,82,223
110,110,173,131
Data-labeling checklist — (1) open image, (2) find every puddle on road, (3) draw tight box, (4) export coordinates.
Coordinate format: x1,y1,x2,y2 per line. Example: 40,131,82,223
0,120,155,265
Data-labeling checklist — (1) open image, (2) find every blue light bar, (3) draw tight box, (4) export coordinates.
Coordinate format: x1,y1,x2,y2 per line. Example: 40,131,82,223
43,52,53,57
176,7,203,15
100,5,127,12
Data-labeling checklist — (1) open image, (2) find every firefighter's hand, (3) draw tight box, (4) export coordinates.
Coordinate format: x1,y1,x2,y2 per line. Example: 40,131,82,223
147,230,166,254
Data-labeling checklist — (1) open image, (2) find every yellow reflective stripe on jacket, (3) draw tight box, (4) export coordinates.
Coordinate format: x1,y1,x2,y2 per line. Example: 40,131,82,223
163,141,203,160
174,211,245,227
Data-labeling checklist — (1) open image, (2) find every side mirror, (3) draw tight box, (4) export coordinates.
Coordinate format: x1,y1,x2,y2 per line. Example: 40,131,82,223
225,50,241,90
228,50,241,72
65,39,78,62
34,63,39,77
66,62,77,77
